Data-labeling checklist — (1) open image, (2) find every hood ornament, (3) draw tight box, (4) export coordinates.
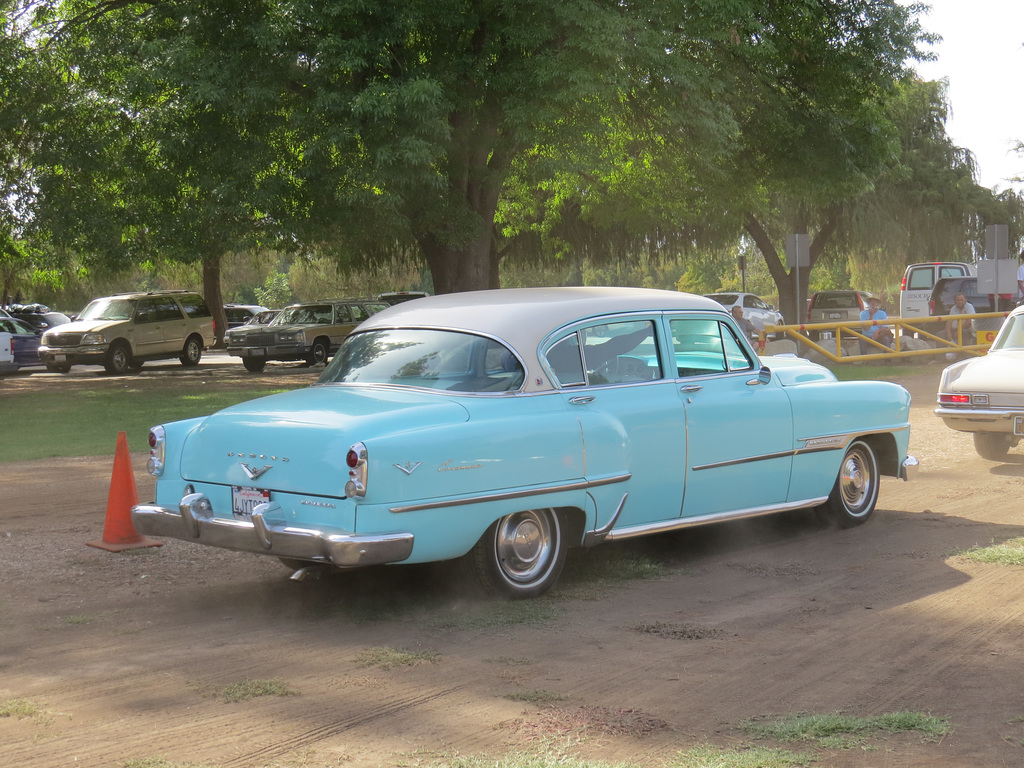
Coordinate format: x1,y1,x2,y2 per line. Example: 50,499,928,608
240,463,273,480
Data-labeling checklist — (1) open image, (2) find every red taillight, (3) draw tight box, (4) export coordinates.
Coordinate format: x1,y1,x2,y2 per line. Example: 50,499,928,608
929,299,935,314
149,430,158,448
346,449,359,468
939,394,970,404
900,276,907,290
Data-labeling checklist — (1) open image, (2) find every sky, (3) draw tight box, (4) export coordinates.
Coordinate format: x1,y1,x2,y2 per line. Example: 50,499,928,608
910,0,1024,192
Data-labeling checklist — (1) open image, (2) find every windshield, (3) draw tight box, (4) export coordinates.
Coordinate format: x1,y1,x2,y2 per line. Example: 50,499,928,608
78,298,136,321
318,329,525,393
992,314,1024,351
274,305,334,325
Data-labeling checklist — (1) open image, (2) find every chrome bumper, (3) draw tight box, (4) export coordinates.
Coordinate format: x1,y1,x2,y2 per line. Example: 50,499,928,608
131,493,413,567
934,406,1023,433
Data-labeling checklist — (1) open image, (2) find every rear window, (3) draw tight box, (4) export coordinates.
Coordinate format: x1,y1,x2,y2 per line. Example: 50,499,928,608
813,293,858,309
319,329,524,393
177,294,212,318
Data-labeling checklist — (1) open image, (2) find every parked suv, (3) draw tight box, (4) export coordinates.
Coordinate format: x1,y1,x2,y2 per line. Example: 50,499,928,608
224,297,388,372
900,262,974,318
38,290,215,374
806,290,877,340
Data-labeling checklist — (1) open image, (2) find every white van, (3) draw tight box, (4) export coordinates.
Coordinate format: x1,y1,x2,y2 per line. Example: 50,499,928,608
899,262,974,318
0,331,16,376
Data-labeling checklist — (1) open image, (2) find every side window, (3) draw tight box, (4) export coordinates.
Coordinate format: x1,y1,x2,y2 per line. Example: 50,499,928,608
333,305,352,323
155,297,183,321
907,268,934,290
349,304,369,322
134,298,158,324
580,320,659,385
721,324,754,371
670,318,754,376
939,266,964,279
545,333,586,387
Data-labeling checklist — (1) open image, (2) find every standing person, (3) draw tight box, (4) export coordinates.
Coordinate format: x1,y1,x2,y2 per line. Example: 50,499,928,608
730,304,758,339
1017,252,1024,299
859,296,894,355
946,292,976,344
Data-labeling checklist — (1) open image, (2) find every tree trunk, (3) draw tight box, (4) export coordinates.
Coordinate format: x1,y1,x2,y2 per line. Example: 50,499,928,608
202,255,227,348
744,209,841,326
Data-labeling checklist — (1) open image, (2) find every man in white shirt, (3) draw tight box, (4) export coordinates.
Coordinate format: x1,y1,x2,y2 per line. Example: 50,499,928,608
946,292,976,344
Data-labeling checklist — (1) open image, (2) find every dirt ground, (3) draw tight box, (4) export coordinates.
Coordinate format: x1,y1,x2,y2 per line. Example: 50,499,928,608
3,361,1024,768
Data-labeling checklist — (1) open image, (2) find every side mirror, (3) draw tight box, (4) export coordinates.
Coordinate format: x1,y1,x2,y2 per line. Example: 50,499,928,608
758,366,772,385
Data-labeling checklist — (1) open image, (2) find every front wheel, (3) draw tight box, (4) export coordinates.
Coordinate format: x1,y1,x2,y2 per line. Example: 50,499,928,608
823,440,879,528
46,363,71,373
974,432,1012,461
179,335,203,366
466,508,567,599
104,341,132,375
242,356,267,373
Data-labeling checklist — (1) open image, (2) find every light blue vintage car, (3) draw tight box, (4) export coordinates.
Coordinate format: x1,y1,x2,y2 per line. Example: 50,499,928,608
132,287,917,598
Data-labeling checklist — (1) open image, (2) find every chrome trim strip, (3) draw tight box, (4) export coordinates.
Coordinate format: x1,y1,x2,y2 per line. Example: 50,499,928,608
604,497,830,542
691,426,909,473
691,448,798,471
388,473,631,514
583,493,629,547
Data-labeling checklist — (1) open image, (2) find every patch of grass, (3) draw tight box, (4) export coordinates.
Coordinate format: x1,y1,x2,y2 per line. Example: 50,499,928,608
447,752,639,768
0,385,302,462
671,744,814,768
216,678,298,704
428,600,560,631
554,550,669,600
354,646,440,670
631,621,727,640
0,698,40,718
505,689,572,704
744,710,950,749
955,538,1024,566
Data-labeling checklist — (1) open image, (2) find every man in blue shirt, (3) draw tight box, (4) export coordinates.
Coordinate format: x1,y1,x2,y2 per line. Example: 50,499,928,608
859,296,894,355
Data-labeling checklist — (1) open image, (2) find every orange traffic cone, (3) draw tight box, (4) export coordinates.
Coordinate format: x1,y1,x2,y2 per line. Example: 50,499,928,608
86,431,163,552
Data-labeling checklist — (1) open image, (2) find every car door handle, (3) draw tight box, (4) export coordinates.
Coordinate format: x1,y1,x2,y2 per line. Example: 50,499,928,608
569,395,595,405
681,385,702,393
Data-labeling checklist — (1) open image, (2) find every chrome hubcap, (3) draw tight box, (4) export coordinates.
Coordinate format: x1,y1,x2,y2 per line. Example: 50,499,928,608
495,510,555,584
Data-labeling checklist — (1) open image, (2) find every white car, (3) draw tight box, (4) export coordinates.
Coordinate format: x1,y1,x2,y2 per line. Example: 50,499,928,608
936,303,1024,460
703,293,784,337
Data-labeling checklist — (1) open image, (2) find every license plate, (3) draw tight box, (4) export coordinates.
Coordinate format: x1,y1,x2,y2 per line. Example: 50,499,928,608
244,348,267,357
827,312,842,320
54,354,66,362
1015,417,1024,436
232,486,271,519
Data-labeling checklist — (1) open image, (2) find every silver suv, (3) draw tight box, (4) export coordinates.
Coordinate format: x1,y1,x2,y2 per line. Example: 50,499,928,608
224,297,388,372
39,290,215,374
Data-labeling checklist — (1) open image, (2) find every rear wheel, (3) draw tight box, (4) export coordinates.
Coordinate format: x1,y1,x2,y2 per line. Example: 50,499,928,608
974,432,1012,461
179,335,203,366
104,341,132,375
466,508,567,599
242,356,267,373
823,440,879,528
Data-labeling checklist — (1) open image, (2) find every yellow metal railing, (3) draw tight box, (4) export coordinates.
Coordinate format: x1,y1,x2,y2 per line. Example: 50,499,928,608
761,311,1010,363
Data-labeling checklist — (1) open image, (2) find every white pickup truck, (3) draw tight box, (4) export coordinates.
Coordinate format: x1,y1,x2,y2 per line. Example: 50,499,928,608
0,331,17,376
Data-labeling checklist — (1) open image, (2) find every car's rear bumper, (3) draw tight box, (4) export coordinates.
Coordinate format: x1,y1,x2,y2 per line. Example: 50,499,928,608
132,493,414,567
935,406,1024,434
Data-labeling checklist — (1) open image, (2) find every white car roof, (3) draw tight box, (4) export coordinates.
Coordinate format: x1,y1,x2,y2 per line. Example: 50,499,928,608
355,287,727,392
